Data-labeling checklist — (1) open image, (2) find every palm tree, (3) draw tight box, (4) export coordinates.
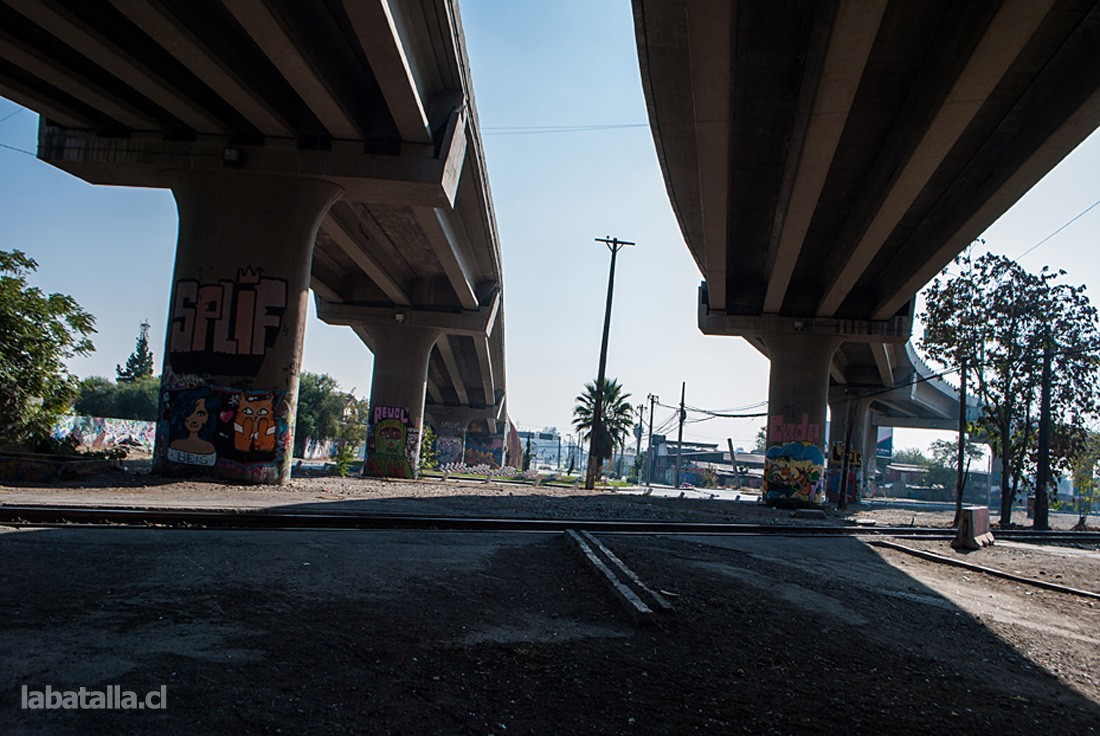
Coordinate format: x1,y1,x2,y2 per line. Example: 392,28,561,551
573,378,634,472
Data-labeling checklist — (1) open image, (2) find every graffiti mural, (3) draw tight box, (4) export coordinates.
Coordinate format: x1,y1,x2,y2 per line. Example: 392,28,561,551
53,415,157,453
156,381,291,483
366,406,418,479
826,467,861,505
464,432,504,468
168,267,287,376
435,420,466,466
766,413,821,445
764,442,826,506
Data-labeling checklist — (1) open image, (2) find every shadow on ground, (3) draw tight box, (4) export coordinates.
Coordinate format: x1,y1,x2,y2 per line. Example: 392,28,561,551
2,512,1099,735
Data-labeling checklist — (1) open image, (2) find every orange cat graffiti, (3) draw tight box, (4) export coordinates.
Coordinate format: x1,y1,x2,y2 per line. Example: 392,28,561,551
233,394,276,453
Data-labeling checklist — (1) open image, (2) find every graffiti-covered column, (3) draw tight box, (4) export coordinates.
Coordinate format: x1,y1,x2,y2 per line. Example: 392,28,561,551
365,323,441,479
425,407,476,467
153,172,342,484
826,397,869,505
762,333,841,506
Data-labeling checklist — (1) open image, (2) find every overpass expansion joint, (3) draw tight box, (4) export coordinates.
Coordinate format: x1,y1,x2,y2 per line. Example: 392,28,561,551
698,308,912,344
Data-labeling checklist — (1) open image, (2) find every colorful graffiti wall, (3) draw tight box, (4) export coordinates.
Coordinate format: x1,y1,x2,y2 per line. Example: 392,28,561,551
366,405,419,479
825,467,861,505
53,415,157,452
764,442,825,506
464,432,504,468
156,380,291,484
434,420,466,466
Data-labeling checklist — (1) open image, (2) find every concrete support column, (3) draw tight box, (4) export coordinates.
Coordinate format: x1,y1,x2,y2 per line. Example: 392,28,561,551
827,397,870,505
762,333,841,506
429,412,474,467
153,172,342,484
364,323,441,479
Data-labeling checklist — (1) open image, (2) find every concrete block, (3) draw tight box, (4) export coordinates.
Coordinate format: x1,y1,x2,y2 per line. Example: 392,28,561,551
952,506,995,550
564,530,654,626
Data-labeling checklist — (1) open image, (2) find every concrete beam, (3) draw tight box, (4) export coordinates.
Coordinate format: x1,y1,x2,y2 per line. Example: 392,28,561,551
108,0,294,137
414,205,479,310
829,349,849,385
872,79,1100,321
871,343,894,388
309,275,343,304
870,412,960,431
339,0,432,144
0,73,93,129
762,0,886,313
36,129,463,207
315,293,499,338
473,335,496,409
0,29,157,130
700,288,910,343
687,0,731,311
321,210,411,306
6,0,226,133
816,0,1055,317
434,335,469,406
426,378,443,404
224,0,361,139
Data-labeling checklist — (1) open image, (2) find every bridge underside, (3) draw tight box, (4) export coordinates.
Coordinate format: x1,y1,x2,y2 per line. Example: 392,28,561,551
1,0,507,482
635,0,1100,504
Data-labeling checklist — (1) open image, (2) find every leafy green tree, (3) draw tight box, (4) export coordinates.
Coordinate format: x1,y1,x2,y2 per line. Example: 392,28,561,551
1070,430,1100,529
752,426,768,453
73,376,116,418
116,320,154,383
419,424,439,471
891,448,929,466
573,378,634,472
74,374,159,421
294,372,352,457
926,438,986,492
0,250,95,447
921,249,1100,525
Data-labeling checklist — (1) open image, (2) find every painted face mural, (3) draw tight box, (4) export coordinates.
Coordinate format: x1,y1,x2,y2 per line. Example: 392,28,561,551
166,389,221,467
158,382,290,482
366,406,417,479
233,394,277,453
764,442,826,506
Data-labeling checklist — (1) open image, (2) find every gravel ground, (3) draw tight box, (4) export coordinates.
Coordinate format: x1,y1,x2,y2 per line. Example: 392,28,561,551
3,470,1099,734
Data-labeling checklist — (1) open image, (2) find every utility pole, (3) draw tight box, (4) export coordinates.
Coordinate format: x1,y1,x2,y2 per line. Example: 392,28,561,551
585,236,634,490
634,403,644,483
674,382,686,489
837,399,854,511
954,353,968,527
557,434,562,470
1035,327,1053,530
727,438,742,489
646,393,657,486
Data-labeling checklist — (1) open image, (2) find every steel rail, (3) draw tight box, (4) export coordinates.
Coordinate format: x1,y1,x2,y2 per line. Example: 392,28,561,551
2,504,1100,542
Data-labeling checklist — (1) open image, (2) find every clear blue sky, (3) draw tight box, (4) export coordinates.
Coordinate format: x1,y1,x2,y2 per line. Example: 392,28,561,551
1,0,1099,456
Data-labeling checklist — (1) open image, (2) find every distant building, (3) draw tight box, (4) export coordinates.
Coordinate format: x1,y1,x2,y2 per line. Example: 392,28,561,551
515,427,563,469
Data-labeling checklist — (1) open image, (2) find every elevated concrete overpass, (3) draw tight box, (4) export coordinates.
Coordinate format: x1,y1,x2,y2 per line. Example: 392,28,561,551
0,0,507,481
634,0,1100,503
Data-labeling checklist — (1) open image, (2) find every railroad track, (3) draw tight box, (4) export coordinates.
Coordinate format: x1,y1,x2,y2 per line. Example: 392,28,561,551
2,504,1099,542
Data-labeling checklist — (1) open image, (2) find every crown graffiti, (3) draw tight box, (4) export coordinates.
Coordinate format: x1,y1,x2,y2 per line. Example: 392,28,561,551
237,267,262,284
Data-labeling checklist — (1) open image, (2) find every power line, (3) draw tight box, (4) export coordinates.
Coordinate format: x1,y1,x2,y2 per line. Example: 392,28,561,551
0,107,24,125
1014,198,1100,261
0,141,34,156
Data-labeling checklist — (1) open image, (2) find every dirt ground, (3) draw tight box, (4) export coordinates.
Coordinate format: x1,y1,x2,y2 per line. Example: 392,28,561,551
2,471,1099,735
